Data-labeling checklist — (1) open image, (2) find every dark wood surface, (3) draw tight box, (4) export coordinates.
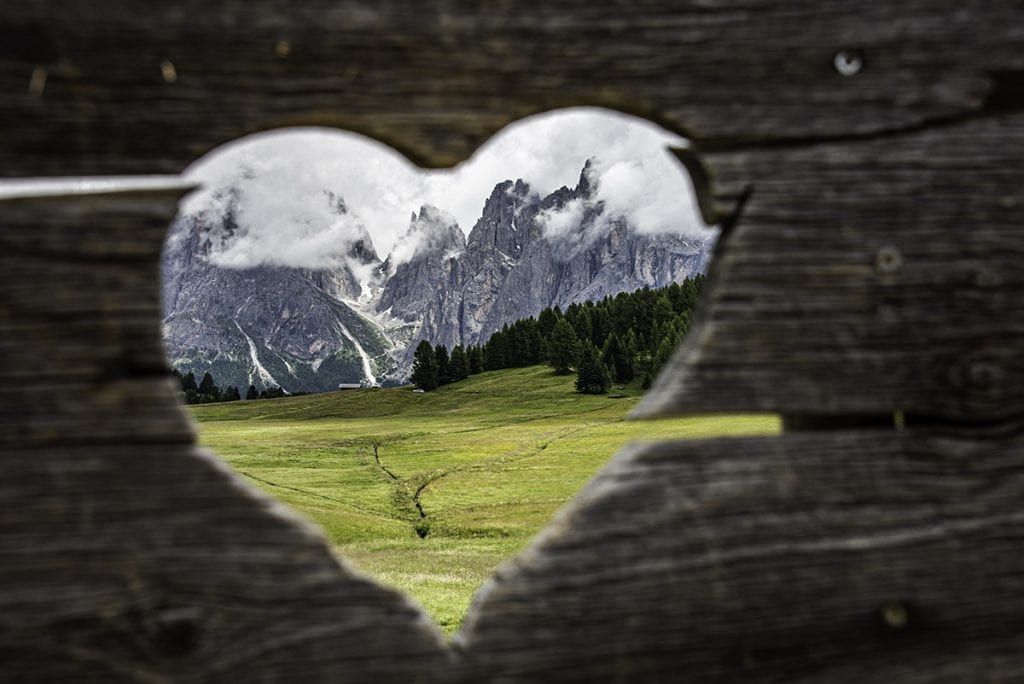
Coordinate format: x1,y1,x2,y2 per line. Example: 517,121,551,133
460,431,1024,681
0,191,452,682
1,1,1022,680
638,112,1024,423
1,1,1022,175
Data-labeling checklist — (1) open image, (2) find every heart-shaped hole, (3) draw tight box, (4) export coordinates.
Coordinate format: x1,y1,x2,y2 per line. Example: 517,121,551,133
161,108,777,634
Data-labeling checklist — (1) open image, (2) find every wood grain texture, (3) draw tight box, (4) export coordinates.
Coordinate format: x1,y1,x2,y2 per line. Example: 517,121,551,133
0,190,451,681
0,444,453,682
459,430,1024,681
639,112,1024,422
1,1,1023,680
1,1,1021,176
0,190,199,447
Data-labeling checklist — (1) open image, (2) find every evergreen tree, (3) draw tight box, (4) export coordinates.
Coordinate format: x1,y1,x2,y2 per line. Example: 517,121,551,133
537,307,559,339
246,384,259,400
602,332,634,384
449,345,469,381
411,340,439,391
464,278,705,385
223,386,241,401
435,343,452,386
675,310,692,338
678,276,702,312
182,371,198,392
484,331,508,370
633,288,655,340
468,345,484,374
652,335,677,375
591,307,611,348
653,293,674,330
625,328,640,359
198,372,219,399
260,386,286,399
575,341,610,394
526,324,544,364
572,307,593,343
539,336,551,365
612,293,636,338
505,324,526,367
549,318,580,375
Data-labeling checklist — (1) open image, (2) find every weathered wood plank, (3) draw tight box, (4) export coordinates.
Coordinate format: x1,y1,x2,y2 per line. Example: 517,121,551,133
1,0,1021,175
0,445,452,681
459,430,1024,681
0,189,199,446
640,112,1024,423
2,3,1022,681
0,188,452,680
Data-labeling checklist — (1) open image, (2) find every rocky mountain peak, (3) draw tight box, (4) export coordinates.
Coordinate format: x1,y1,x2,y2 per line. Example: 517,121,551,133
466,178,538,261
576,157,597,196
377,205,466,324
413,205,464,250
384,205,464,272
324,189,348,215
347,223,381,266
163,159,714,390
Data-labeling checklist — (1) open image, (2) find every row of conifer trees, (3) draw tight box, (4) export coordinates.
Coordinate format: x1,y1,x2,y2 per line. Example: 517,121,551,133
410,276,704,394
172,369,289,405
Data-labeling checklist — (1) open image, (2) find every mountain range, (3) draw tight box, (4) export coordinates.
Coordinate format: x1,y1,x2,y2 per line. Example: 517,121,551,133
161,160,715,391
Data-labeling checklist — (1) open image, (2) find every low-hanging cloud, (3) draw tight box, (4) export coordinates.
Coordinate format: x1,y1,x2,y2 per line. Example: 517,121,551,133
536,197,587,239
590,155,701,236
384,205,461,272
181,107,714,268
183,132,421,270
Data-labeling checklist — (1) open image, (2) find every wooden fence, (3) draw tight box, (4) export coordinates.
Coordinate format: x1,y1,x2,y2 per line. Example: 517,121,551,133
1,2,1022,680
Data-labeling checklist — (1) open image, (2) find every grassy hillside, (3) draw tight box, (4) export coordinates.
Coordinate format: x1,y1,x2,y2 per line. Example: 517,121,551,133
190,365,779,634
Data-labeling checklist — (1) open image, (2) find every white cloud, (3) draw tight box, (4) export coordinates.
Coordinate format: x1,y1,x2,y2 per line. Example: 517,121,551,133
181,107,711,267
383,205,461,272
536,197,587,238
591,155,699,236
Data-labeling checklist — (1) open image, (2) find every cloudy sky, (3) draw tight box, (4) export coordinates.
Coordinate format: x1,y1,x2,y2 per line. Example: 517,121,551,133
181,107,711,269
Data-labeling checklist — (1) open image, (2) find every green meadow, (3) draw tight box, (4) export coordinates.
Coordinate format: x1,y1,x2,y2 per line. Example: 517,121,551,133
189,365,779,635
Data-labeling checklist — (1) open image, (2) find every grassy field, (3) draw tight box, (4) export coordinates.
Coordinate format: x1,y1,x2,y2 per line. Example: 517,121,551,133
189,365,779,634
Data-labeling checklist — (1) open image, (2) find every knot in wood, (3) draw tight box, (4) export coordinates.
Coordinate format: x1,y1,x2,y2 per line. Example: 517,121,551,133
28,67,47,97
965,360,1002,393
875,245,903,276
160,61,178,84
879,601,910,631
275,40,291,58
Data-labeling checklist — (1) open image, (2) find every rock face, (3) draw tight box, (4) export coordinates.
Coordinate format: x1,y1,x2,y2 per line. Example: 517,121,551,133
378,162,714,373
161,193,391,393
161,161,714,390
379,206,465,324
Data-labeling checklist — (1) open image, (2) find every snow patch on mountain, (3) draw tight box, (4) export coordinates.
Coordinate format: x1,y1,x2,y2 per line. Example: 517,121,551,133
235,321,281,388
337,321,378,386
